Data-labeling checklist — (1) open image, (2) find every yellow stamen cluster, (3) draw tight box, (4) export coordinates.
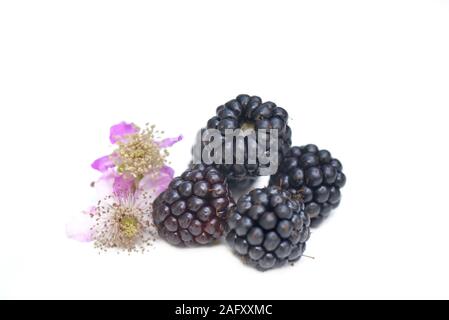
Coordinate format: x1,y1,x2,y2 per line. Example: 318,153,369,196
115,125,168,178
119,214,140,239
93,193,156,253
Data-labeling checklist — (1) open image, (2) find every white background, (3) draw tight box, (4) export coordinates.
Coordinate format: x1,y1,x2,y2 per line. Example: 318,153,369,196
1,0,449,300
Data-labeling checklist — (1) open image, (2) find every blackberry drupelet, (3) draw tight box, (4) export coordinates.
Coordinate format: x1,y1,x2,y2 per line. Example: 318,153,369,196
199,94,292,181
269,144,346,224
152,164,234,246
226,186,311,271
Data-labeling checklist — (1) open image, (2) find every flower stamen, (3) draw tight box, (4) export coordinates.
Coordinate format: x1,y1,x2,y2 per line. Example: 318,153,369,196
115,126,167,178
119,215,140,239
92,193,156,252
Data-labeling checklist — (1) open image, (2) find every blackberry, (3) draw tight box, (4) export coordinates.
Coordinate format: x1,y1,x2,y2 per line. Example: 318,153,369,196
226,186,310,271
269,144,346,224
152,164,234,246
196,94,292,181
188,157,257,190
227,177,258,194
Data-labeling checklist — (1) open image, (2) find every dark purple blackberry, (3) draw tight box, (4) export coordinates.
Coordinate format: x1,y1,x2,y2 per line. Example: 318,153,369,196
188,158,257,194
225,186,311,271
196,94,292,181
269,144,346,224
153,164,234,246
227,177,258,195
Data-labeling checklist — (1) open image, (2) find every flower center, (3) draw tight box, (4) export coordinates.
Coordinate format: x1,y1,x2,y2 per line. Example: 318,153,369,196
115,127,166,177
119,215,140,239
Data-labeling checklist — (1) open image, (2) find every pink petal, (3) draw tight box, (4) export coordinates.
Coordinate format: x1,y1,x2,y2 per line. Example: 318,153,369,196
66,208,95,242
113,174,136,199
138,165,175,198
110,122,138,144
156,135,183,148
91,155,115,172
94,169,116,199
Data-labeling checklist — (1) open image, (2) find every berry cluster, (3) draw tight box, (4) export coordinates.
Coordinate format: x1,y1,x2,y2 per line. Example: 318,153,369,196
270,144,346,225
153,164,233,246
226,187,310,271
203,94,292,181
152,94,346,271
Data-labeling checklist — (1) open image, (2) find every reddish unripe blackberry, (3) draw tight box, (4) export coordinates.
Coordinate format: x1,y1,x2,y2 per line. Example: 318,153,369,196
269,144,346,224
226,186,311,271
152,164,234,246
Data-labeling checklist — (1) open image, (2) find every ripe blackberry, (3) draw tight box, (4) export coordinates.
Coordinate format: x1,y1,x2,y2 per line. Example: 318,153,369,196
269,144,346,224
227,177,258,194
226,186,310,271
197,94,292,181
152,164,234,246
